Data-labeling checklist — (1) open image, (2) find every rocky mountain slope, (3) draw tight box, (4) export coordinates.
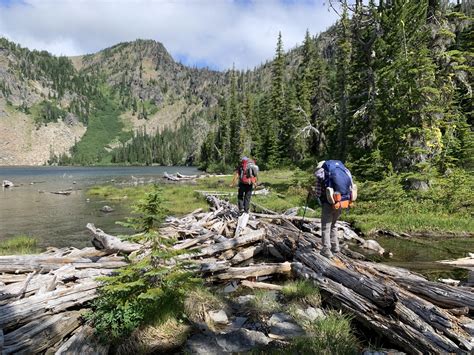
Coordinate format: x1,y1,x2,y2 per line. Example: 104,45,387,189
0,38,230,165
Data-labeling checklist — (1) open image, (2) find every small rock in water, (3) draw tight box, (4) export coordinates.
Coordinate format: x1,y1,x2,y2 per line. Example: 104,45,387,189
100,205,114,213
362,239,385,255
2,180,14,188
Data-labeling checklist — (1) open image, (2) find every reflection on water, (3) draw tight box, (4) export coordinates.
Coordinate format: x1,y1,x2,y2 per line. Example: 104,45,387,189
369,236,474,282
0,166,200,249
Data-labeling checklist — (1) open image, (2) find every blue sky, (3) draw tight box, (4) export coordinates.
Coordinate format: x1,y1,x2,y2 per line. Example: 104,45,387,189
0,0,339,70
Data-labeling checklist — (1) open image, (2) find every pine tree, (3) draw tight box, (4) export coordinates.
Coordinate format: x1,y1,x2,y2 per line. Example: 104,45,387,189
269,32,286,167
334,2,352,161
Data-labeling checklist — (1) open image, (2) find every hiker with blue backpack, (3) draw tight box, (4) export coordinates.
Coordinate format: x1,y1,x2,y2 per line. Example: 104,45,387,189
314,160,357,258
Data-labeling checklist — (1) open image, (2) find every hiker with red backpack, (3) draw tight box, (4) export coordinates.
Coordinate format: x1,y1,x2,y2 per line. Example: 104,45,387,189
231,157,259,215
314,160,357,258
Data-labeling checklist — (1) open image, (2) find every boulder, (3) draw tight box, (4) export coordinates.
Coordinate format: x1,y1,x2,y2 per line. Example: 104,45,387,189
185,333,222,355
216,329,271,352
208,310,228,325
404,178,430,191
294,307,325,322
269,321,305,339
268,312,305,339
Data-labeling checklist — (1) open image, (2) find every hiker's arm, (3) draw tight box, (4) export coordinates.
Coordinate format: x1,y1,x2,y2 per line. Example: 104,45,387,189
230,172,238,187
314,168,324,198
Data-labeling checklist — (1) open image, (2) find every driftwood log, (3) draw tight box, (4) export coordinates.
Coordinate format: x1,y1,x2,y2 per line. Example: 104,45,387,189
1,193,473,354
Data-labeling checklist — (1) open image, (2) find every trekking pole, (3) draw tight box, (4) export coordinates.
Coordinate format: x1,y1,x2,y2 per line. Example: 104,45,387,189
294,190,311,255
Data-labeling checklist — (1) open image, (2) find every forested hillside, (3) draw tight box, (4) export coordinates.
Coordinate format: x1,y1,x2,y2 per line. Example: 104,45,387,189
0,0,472,173
0,38,230,165
194,0,473,179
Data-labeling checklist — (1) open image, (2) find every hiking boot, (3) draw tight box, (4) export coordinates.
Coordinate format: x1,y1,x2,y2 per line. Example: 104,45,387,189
320,248,334,259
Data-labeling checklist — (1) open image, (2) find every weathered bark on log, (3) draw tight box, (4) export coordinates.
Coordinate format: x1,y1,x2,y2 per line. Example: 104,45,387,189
0,281,97,330
179,229,265,259
264,217,473,354
0,254,126,273
54,324,109,355
230,245,263,265
396,278,474,311
211,262,292,280
240,280,284,291
292,262,468,354
296,251,398,310
86,223,142,254
2,311,82,354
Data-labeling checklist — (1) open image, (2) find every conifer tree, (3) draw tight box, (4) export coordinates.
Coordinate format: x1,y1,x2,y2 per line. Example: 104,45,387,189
334,2,352,161
269,32,286,167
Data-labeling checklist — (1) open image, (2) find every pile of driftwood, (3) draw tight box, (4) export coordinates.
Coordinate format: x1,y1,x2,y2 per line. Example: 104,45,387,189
164,195,474,354
0,226,136,354
163,172,198,182
1,195,474,354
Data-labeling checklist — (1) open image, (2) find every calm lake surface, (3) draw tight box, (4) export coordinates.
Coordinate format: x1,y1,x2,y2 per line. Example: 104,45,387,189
0,166,200,248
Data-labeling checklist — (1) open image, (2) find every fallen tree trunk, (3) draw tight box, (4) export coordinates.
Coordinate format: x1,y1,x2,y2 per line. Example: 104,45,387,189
87,223,142,254
211,262,292,280
0,254,126,273
2,311,82,354
0,281,97,330
54,324,109,355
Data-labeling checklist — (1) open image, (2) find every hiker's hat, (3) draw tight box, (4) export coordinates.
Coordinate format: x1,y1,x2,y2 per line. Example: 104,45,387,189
242,156,249,161
316,160,325,169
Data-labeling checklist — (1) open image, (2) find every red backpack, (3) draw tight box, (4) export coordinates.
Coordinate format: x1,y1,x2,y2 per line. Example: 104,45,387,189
239,159,257,185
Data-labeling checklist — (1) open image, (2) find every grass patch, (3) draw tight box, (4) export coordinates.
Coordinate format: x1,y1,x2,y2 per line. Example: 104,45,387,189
88,168,473,234
281,280,321,306
184,287,226,324
245,290,281,315
0,236,39,255
288,310,359,355
116,317,191,355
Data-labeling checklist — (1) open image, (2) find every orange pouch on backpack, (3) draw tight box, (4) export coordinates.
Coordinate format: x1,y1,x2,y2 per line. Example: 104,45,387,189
333,200,350,210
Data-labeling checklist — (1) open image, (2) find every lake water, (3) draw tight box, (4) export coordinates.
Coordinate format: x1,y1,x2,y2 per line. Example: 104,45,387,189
0,166,200,249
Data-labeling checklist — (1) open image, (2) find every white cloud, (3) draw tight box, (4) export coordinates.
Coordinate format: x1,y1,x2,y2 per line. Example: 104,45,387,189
0,0,339,70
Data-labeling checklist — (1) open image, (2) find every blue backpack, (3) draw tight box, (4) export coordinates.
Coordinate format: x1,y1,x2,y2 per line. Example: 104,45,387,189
322,160,353,202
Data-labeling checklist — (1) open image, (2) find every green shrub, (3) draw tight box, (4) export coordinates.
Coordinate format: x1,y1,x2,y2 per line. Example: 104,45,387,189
86,186,201,343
